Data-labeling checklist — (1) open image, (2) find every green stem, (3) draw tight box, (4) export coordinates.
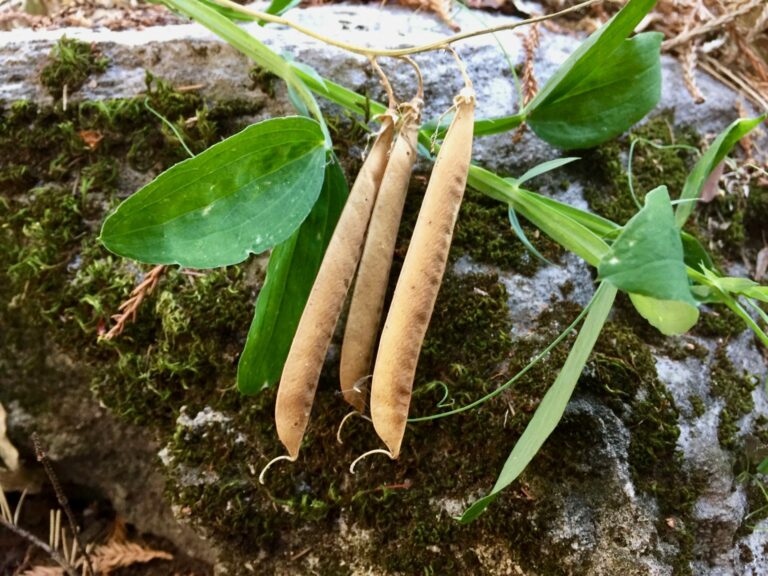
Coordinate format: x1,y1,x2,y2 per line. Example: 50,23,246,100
168,0,329,141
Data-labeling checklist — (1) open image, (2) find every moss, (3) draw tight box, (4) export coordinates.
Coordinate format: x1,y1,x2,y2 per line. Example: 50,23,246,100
745,185,768,239
709,345,757,450
163,269,519,573
581,111,700,225
735,420,768,537
690,396,706,418
40,37,109,99
399,181,562,277
0,76,266,423
1,85,716,574
693,305,746,339
248,65,278,98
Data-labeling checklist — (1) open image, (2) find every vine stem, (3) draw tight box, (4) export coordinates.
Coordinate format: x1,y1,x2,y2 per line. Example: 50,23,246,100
210,0,602,57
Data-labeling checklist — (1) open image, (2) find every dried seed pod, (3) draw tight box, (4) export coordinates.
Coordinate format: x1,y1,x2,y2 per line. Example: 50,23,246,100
340,98,422,412
275,116,395,460
371,86,475,459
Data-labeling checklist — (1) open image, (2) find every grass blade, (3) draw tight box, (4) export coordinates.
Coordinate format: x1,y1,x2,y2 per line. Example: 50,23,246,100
459,281,617,522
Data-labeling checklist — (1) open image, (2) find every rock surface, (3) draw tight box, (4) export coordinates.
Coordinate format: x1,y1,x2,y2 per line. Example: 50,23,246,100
1,3,767,575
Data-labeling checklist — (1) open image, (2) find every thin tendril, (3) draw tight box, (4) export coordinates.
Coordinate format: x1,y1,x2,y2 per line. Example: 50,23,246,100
349,449,395,474
336,411,373,445
210,0,601,58
258,455,295,485
408,302,591,422
144,98,194,158
370,57,397,109
627,135,702,209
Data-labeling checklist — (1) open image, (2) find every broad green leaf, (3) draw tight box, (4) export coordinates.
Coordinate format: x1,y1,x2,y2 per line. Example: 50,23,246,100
528,33,662,149
629,293,699,335
598,186,697,306
459,282,618,522
101,116,327,268
675,114,767,228
526,0,657,112
449,0,661,146
238,154,348,393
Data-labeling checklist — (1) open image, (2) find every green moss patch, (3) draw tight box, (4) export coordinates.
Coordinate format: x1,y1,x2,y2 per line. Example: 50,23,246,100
709,346,758,450
581,111,700,225
40,37,110,99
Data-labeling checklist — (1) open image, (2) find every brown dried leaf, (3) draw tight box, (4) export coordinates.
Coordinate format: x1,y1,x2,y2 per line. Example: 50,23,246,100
699,160,725,203
78,130,103,151
83,541,173,573
0,403,19,472
755,246,768,280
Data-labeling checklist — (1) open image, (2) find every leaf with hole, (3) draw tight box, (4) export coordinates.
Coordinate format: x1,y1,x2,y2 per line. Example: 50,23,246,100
100,116,327,268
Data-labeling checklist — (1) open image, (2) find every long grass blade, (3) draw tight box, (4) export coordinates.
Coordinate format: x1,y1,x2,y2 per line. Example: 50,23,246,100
459,281,617,522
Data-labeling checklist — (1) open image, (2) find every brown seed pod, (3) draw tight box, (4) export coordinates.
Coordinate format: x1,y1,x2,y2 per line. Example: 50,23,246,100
274,116,395,460
340,97,422,412
370,86,475,459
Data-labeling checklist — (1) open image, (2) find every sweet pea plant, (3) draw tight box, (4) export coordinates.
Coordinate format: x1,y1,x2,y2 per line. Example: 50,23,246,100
99,0,767,520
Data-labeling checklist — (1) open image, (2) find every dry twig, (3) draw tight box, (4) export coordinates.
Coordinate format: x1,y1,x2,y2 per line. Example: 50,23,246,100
102,265,165,340
32,435,94,576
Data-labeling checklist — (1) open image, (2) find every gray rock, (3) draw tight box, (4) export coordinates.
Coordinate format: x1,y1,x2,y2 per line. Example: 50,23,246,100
2,3,767,575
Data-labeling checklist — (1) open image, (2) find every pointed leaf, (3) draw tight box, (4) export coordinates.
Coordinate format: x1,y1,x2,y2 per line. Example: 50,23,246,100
675,114,767,228
629,293,699,335
527,0,657,111
513,157,580,186
101,116,327,268
238,154,348,393
528,33,662,149
459,282,618,522
598,186,697,306
508,206,555,266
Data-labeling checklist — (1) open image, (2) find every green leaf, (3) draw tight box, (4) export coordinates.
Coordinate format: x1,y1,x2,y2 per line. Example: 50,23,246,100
675,114,767,228
265,0,299,17
598,186,699,334
598,186,697,306
629,293,699,335
101,116,327,268
459,282,618,522
526,0,657,112
700,267,768,303
758,457,768,475
238,154,348,393
508,206,555,266
528,32,663,149
681,231,715,271
467,165,610,267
